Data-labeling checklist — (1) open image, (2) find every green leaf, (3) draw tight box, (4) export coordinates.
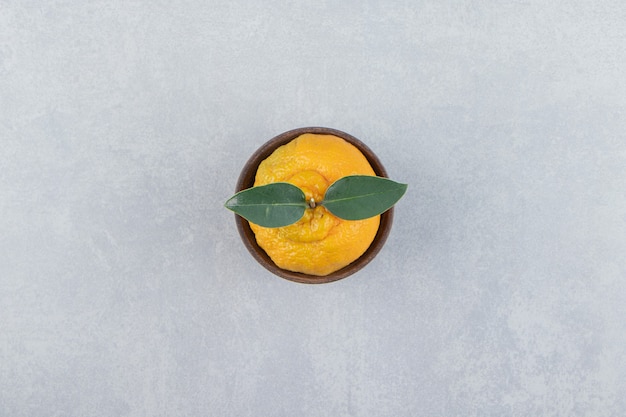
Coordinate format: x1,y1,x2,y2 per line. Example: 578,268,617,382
322,175,407,220
224,182,307,227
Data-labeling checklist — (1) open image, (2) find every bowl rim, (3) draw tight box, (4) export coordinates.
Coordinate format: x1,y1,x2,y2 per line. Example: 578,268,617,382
234,126,394,284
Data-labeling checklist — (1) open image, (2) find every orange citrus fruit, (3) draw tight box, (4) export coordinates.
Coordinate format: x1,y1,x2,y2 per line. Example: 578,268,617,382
249,133,380,276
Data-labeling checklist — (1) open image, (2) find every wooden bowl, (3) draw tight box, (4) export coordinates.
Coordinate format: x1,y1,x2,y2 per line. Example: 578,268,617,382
234,127,394,284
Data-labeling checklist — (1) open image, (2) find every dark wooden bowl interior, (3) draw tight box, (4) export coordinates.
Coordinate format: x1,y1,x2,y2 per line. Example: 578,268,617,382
234,127,394,284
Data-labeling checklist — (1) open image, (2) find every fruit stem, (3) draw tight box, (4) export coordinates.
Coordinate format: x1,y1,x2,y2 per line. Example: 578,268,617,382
308,198,316,209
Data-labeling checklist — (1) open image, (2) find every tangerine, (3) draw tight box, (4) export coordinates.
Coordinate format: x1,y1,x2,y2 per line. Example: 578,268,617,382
249,133,380,276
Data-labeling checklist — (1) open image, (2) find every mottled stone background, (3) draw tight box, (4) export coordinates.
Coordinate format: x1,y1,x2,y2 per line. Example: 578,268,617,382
1,1,625,416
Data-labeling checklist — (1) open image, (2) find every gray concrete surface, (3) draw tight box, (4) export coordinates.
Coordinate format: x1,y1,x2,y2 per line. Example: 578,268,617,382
1,1,625,416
